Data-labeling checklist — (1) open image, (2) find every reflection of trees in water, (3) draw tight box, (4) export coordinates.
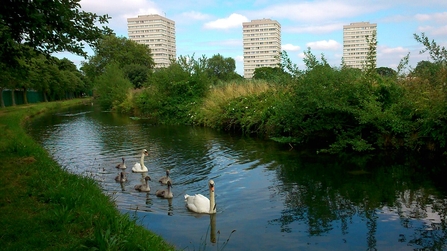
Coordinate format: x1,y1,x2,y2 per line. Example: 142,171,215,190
270,181,358,235
409,222,447,250
205,131,447,250
395,191,447,250
267,153,447,250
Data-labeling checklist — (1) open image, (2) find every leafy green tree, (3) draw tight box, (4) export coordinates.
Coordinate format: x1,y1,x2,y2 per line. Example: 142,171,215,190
414,33,447,64
29,55,51,102
253,67,283,79
412,60,442,85
53,57,86,98
364,31,378,78
81,35,154,87
278,50,301,79
94,63,133,110
0,0,110,66
122,64,150,89
253,67,291,84
1,0,110,105
175,54,210,86
412,34,447,88
376,67,396,78
56,57,79,72
206,54,239,83
0,62,24,107
303,47,321,71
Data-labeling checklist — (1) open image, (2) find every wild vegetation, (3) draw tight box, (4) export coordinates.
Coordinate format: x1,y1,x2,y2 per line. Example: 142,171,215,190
83,31,447,156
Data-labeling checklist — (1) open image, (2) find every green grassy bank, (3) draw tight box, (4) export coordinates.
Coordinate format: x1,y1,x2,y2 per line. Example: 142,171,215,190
0,99,175,251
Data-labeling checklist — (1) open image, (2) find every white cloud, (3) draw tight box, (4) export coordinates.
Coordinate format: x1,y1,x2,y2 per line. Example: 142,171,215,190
282,44,301,51
432,25,447,36
414,12,447,37
306,40,341,50
415,12,447,23
204,13,249,30
81,0,161,18
80,0,163,36
235,55,244,63
417,25,447,37
245,1,380,22
379,46,408,55
377,45,412,69
415,14,431,21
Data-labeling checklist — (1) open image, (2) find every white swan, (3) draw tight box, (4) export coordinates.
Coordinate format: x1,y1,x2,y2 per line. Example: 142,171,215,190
116,157,127,170
155,181,173,198
134,175,151,192
185,180,216,214
115,171,127,183
132,149,149,173
159,169,172,185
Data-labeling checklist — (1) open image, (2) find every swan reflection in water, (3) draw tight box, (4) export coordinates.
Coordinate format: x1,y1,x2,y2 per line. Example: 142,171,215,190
210,214,216,243
167,198,174,216
208,214,237,248
145,193,151,206
114,171,127,183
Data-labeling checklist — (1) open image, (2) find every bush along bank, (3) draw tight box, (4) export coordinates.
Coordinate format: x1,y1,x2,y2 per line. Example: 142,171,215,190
124,56,447,157
91,35,447,158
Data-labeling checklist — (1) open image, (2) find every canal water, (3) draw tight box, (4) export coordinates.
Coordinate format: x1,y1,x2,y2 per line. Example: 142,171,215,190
27,104,447,250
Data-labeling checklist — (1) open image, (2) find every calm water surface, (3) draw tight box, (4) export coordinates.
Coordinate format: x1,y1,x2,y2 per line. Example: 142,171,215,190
27,104,447,251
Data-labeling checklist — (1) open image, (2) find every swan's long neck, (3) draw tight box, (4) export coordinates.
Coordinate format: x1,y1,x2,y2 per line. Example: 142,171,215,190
209,188,216,214
140,153,145,168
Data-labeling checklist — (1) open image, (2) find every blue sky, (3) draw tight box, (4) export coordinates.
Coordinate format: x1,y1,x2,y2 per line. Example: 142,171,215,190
59,0,447,75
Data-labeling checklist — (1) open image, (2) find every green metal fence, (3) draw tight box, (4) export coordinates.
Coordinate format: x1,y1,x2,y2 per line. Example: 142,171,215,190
1,89,89,107
1,90,45,107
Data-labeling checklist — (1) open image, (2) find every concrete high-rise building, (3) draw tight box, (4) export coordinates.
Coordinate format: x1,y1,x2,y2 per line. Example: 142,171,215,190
127,14,176,68
343,22,377,69
243,19,281,79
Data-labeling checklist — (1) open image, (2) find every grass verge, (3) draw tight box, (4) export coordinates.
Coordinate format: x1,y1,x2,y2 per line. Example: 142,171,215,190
0,99,176,251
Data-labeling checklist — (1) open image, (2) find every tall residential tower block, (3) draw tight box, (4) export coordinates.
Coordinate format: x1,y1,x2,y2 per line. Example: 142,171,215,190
343,22,377,69
127,14,176,68
243,19,281,79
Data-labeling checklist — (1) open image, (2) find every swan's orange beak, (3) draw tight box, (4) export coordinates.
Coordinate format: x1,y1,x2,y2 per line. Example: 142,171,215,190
144,151,149,156
210,185,214,192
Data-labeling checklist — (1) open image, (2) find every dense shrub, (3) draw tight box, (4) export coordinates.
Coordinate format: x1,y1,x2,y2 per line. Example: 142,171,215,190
94,62,133,110
136,62,208,124
94,33,447,156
